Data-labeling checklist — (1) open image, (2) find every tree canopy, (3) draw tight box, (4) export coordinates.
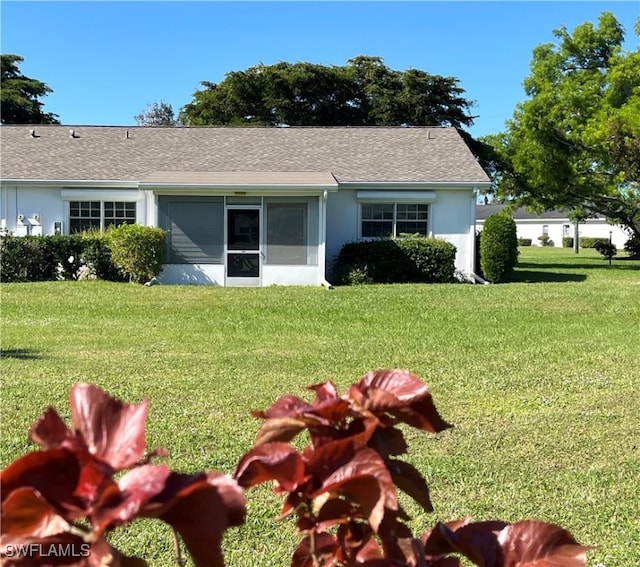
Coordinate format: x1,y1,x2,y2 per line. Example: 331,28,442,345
134,100,177,126
485,13,640,240
1,54,60,124
179,56,476,129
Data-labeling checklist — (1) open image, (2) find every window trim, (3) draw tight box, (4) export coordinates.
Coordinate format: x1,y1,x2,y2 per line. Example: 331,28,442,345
359,202,430,239
67,200,137,233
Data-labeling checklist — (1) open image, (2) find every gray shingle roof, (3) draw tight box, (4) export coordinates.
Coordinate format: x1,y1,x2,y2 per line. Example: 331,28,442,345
1,125,490,184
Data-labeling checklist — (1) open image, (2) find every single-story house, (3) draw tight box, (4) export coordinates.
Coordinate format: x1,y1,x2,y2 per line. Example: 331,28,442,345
476,204,630,249
0,125,490,286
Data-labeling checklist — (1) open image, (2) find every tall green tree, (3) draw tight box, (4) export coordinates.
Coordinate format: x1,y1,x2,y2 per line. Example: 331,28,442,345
179,57,475,129
486,13,640,240
1,54,60,124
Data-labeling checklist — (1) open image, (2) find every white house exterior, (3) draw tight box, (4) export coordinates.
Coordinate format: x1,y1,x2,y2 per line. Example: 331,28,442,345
0,125,490,286
476,204,630,249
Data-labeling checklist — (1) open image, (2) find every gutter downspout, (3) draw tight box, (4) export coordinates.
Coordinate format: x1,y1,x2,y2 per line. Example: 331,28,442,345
321,279,334,290
469,272,490,285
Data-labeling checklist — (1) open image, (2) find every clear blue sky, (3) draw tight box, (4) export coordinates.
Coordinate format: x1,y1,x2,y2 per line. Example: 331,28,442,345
1,1,638,137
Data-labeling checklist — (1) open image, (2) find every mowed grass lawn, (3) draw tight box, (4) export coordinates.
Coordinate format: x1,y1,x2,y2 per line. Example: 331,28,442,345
1,247,639,566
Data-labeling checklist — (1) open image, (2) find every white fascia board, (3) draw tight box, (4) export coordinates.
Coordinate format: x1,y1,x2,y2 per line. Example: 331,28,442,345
143,183,338,195
340,181,491,191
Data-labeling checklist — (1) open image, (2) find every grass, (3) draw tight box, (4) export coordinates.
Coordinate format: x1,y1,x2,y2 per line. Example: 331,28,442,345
1,247,639,566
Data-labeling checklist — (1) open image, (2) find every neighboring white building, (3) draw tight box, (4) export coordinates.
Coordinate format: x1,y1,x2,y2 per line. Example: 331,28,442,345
0,125,490,286
476,204,630,249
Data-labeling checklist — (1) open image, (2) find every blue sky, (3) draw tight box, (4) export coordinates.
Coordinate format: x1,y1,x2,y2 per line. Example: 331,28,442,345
1,1,638,138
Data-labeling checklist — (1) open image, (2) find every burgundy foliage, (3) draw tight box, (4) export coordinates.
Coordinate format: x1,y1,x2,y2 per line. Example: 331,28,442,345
1,384,245,567
235,369,591,567
2,370,591,567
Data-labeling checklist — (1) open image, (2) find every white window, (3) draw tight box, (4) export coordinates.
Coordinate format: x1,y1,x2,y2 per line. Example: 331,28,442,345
361,203,429,238
69,201,136,233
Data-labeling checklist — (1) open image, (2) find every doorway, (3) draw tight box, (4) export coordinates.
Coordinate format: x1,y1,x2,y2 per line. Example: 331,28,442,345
226,207,261,286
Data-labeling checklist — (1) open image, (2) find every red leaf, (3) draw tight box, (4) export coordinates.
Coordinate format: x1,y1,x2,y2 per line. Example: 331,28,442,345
29,408,75,451
422,517,473,556
350,370,452,433
291,532,339,567
70,384,149,471
142,472,245,567
234,442,306,491
0,488,69,538
308,381,339,403
254,417,307,446
424,520,509,566
498,521,591,567
91,464,171,535
253,394,313,419
73,458,119,515
315,448,397,533
255,387,351,430
1,449,84,521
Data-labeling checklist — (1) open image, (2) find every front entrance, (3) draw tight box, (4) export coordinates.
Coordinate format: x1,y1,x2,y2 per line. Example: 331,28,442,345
226,207,261,286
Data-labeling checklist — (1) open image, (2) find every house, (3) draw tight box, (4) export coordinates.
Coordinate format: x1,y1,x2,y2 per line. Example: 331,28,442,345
0,125,490,286
476,204,630,249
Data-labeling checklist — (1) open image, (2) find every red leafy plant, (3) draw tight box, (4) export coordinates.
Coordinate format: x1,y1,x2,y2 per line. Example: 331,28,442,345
235,369,591,567
0,384,245,567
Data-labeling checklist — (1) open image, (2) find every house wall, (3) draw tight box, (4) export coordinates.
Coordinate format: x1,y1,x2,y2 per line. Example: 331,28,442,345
325,186,476,280
2,183,479,285
430,189,475,275
0,184,150,235
1,185,65,235
325,189,359,278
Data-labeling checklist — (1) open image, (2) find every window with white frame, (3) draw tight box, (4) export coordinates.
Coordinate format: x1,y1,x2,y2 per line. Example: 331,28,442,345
361,203,429,238
69,201,136,233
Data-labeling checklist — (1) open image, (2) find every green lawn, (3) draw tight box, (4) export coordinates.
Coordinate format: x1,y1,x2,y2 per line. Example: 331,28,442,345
1,247,639,566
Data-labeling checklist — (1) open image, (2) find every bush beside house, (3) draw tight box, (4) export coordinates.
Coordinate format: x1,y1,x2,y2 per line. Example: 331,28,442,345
0,226,164,283
479,213,518,283
333,237,457,285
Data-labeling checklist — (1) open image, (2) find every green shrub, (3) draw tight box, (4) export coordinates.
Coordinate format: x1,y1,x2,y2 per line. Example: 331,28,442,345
537,234,554,247
80,230,125,282
517,238,532,247
594,240,617,260
48,234,85,280
108,224,166,283
624,233,640,258
333,237,456,285
563,237,574,248
479,213,518,283
0,235,52,282
580,237,609,249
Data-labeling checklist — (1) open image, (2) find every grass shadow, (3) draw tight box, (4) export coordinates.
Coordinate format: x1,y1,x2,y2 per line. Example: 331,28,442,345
511,270,587,283
0,348,44,360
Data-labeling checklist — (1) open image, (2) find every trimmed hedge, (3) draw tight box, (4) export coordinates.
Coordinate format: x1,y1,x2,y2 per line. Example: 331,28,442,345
333,237,457,285
0,227,163,284
517,238,532,247
107,224,166,283
479,213,518,283
563,237,574,248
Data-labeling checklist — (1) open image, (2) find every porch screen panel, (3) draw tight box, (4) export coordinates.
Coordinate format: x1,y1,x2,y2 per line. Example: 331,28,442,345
265,197,318,265
158,197,224,263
